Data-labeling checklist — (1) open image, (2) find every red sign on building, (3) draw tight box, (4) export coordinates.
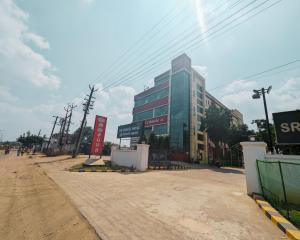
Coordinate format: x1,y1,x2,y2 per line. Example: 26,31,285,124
90,115,107,155
144,115,168,127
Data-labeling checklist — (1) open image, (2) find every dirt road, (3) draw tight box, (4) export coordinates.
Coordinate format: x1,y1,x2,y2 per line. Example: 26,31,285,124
40,155,285,240
0,154,99,240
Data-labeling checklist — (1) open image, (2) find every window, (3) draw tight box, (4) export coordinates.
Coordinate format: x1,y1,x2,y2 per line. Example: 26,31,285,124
197,105,203,114
198,144,204,150
197,84,203,92
154,105,168,117
197,133,204,141
135,88,169,107
154,124,168,135
197,91,203,99
169,71,190,152
133,109,153,122
197,115,201,122
197,98,203,106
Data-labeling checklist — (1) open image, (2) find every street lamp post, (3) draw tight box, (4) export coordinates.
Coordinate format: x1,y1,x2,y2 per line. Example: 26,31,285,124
252,86,273,153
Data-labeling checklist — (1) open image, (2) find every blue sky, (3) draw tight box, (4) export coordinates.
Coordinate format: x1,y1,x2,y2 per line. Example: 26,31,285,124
0,0,299,142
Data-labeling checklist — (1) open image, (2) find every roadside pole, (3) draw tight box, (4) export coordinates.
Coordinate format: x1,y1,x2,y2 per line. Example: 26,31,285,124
46,116,59,152
72,85,97,158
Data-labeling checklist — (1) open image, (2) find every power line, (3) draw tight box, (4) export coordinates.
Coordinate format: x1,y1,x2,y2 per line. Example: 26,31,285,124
100,0,280,92
208,59,300,92
100,0,246,88
99,0,235,86
93,0,188,84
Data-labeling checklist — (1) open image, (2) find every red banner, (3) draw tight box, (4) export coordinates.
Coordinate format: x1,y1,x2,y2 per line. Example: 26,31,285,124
90,115,107,155
144,115,168,127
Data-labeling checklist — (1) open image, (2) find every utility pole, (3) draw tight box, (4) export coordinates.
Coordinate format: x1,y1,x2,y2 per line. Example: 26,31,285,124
72,85,98,158
59,106,70,152
65,103,77,145
252,86,273,153
262,89,273,153
46,116,59,152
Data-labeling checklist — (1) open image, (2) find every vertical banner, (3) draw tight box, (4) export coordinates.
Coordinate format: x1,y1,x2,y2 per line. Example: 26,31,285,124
90,115,107,155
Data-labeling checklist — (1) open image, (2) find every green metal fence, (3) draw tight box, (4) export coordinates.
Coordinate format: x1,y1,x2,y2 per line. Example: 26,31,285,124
257,159,300,228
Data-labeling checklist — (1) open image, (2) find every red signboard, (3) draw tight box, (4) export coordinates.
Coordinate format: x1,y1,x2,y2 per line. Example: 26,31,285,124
144,115,168,127
90,115,107,155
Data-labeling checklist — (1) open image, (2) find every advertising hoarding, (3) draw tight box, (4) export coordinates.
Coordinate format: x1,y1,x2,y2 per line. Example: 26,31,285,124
117,122,144,139
90,115,107,155
273,110,300,145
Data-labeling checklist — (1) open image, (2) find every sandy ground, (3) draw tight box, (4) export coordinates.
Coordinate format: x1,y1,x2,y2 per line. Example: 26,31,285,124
0,154,99,240
37,155,286,240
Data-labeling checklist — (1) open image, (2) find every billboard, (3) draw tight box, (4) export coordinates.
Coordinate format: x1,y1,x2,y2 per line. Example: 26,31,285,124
117,122,144,139
273,110,300,145
144,115,168,127
90,115,107,155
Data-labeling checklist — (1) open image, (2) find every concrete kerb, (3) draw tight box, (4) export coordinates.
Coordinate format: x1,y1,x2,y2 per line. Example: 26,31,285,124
253,195,300,240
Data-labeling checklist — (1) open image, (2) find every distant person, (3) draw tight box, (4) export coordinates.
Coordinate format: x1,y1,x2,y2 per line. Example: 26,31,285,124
21,148,24,156
17,147,21,156
4,146,10,155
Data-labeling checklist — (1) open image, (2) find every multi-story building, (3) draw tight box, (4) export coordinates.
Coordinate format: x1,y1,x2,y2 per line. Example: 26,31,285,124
131,54,243,162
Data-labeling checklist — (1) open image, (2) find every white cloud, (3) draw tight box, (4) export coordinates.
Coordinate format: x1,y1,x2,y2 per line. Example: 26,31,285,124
193,65,208,78
92,84,136,143
219,78,300,127
0,86,18,102
0,0,60,89
24,33,50,49
0,83,136,142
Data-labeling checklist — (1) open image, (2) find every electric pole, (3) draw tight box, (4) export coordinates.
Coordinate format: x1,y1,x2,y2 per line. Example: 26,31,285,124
59,106,70,152
252,86,273,153
65,103,77,145
72,85,98,158
46,116,59,152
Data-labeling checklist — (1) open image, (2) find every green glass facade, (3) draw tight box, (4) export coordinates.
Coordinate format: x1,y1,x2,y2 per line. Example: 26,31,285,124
134,88,169,107
154,105,168,117
169,70,190,152
133,109,153,122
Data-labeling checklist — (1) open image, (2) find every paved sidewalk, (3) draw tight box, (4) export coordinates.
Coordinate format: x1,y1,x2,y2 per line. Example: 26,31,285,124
39,156,286,240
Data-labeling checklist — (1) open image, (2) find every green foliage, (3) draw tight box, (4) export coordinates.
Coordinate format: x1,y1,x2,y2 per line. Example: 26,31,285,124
17,132,44,148
227,124,255,147
202,105,231,144
102,141,112,155
252,119,276,146
71,126,94,154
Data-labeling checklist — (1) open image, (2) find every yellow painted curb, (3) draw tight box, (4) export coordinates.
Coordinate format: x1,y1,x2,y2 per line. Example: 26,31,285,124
271,215,291,224
286,229,300,240
254,196,300,240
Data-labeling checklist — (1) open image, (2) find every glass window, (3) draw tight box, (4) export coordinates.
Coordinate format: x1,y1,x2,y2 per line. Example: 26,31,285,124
133,109,153,122
197,133,204,141
197,98,203,106
197,91,203,99
197,114,201,122
154,105,168,117
135,88,169,107
197,84,203,92
169,71,190,152
197,105,203,114
198,144,204,150
153,124,168,135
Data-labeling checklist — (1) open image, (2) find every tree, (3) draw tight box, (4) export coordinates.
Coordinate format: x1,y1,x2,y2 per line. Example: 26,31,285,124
71,126,93,154
227,124,255,147
202,105,231,146
17,132,44,148
102,141,112,155
252,119,276,147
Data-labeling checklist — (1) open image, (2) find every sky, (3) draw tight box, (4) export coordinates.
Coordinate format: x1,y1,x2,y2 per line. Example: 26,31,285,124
0,0,299,142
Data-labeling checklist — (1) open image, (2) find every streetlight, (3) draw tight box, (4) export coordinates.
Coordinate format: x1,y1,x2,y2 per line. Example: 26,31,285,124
252,86,273,153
